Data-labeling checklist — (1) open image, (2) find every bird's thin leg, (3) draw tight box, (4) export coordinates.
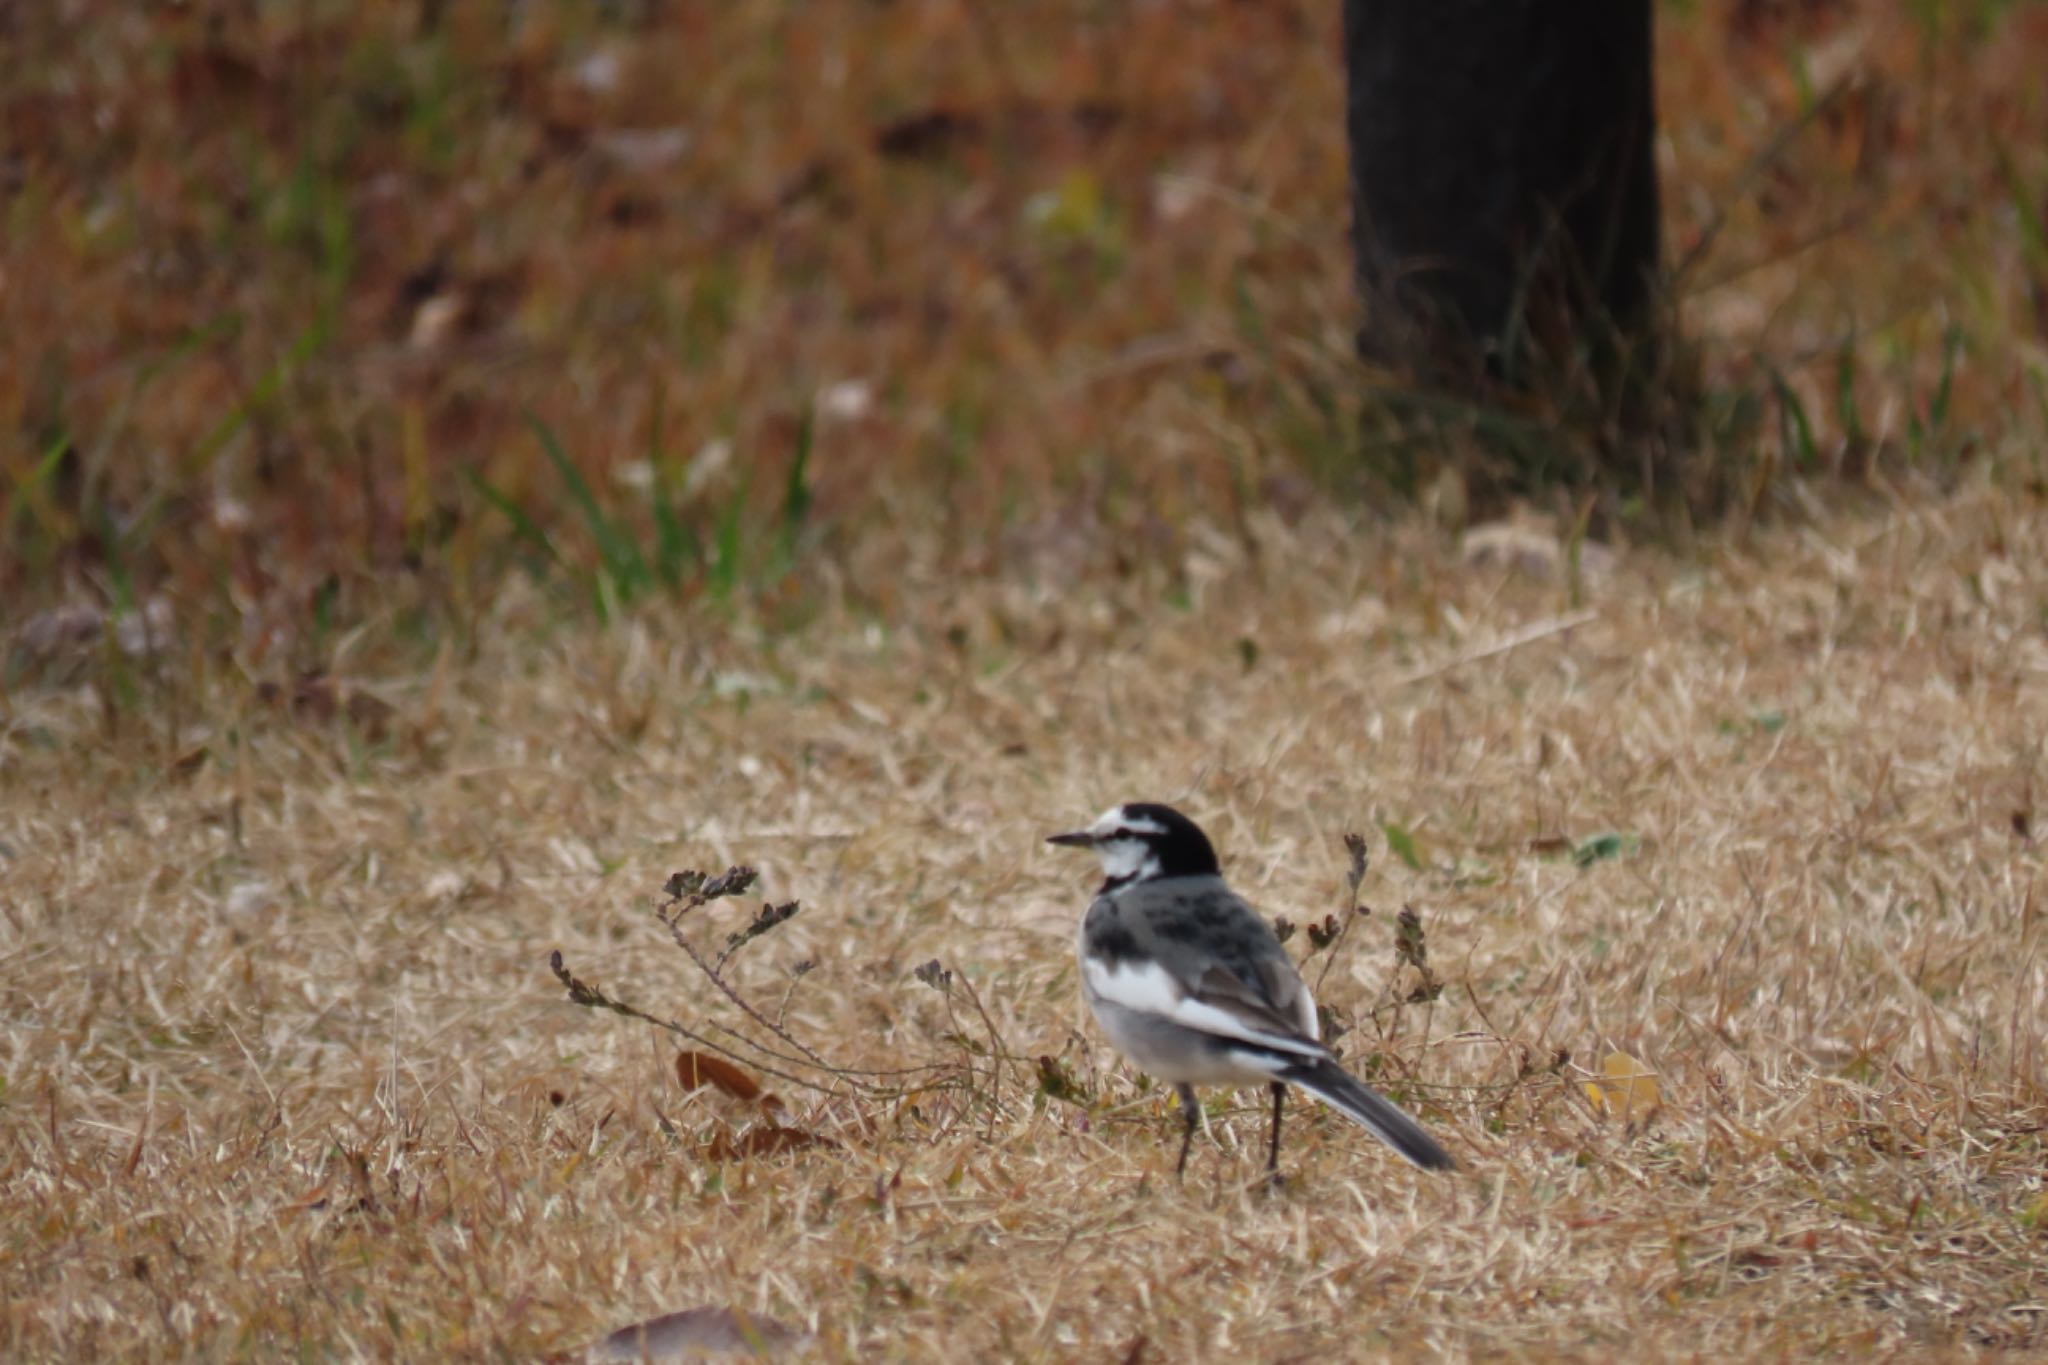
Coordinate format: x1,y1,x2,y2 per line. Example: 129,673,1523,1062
1174,1084,1200,1180
1266,1082,1286,1181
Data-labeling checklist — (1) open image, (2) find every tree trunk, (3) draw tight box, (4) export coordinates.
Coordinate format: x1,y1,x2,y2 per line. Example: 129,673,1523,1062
1343,1,1660,392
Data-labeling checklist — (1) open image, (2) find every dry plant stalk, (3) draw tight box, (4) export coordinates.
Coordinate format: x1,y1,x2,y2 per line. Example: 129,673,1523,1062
551,864,995,1111
1310,830,1375,992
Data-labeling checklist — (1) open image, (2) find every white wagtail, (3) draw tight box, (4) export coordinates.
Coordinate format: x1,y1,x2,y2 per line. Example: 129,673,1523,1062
1048,802,1456,1179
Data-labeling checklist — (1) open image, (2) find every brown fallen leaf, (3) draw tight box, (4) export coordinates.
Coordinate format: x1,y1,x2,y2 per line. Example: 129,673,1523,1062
588,1305,808,1360
676,1052,763,1103
255,672,395,738
702,1126,836,1161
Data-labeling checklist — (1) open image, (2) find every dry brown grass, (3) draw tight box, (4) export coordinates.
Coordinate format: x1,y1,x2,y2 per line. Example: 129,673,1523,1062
7,476,2048,1358
9,0,2048,1359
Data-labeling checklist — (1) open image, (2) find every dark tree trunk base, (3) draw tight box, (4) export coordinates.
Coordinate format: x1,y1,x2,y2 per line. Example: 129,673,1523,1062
1344,0,1661,398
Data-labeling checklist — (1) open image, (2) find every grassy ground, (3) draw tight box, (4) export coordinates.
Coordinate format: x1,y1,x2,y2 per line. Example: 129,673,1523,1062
6,0,2048,1360
6,0,2044,616
7,491,2048,1358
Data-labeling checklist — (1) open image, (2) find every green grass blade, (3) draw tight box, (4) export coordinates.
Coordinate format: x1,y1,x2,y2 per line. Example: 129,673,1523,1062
5,431,70,539
710,476,749,599
651,491,697,591
778,405,815,564
1770,370,1818,470
526,414,651,602
1573,832,1640,867
187,322,324,475
1834,340,1865,450
644,385,697,590
1928,326,1961,440
464,467,563,575
1382,821,1423,872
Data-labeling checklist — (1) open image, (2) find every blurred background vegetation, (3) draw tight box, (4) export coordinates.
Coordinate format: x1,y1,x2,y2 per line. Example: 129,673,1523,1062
4,0,2045,677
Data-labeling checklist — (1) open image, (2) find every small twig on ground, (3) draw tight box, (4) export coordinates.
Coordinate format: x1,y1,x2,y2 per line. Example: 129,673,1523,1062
548,950,851,1097
773,960,816,1033
552,865,983,1113
915,958,1024,1134
954,973,1015,1136
717,900,800,972
658,908,839,1074
1312,832,1374,994
1394,905,1444,1004
1393,610,1597,688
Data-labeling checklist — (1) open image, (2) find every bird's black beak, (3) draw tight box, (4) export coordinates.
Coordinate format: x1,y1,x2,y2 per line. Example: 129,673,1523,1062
1045,831,1094,848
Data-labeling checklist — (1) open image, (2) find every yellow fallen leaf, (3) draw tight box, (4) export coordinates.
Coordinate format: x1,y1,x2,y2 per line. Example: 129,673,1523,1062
1587,1051,1662,1120
2021,1190,2048,1229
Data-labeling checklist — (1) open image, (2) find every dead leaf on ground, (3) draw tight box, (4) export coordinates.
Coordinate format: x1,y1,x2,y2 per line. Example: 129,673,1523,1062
676,1051,763,1103
702,1126,836,1161
1584,1051,1664,1121
588,1305,809,1360
255,672,395,736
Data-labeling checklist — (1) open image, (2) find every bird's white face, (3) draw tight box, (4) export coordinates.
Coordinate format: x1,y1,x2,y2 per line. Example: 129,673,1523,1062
1075,805,1166,884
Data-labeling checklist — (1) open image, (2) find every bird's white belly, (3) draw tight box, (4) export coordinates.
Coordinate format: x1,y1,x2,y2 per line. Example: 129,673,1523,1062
1082,986,1284,1086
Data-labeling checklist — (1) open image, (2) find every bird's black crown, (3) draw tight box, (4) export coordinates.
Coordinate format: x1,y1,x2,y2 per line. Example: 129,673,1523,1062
1116,803,1221,878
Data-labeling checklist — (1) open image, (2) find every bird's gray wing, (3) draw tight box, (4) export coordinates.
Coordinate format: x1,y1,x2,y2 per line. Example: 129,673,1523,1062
1257,954,1322,1043
1082,880,1327,1060
1126,880,1323,1046
1188,963,1319,1048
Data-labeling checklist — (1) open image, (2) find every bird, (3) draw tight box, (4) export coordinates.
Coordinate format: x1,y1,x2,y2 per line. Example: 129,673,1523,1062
1047,801,1456,1180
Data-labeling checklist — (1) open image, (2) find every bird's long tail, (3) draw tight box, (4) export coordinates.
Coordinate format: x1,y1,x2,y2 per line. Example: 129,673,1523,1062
1280,1057,1457,1171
